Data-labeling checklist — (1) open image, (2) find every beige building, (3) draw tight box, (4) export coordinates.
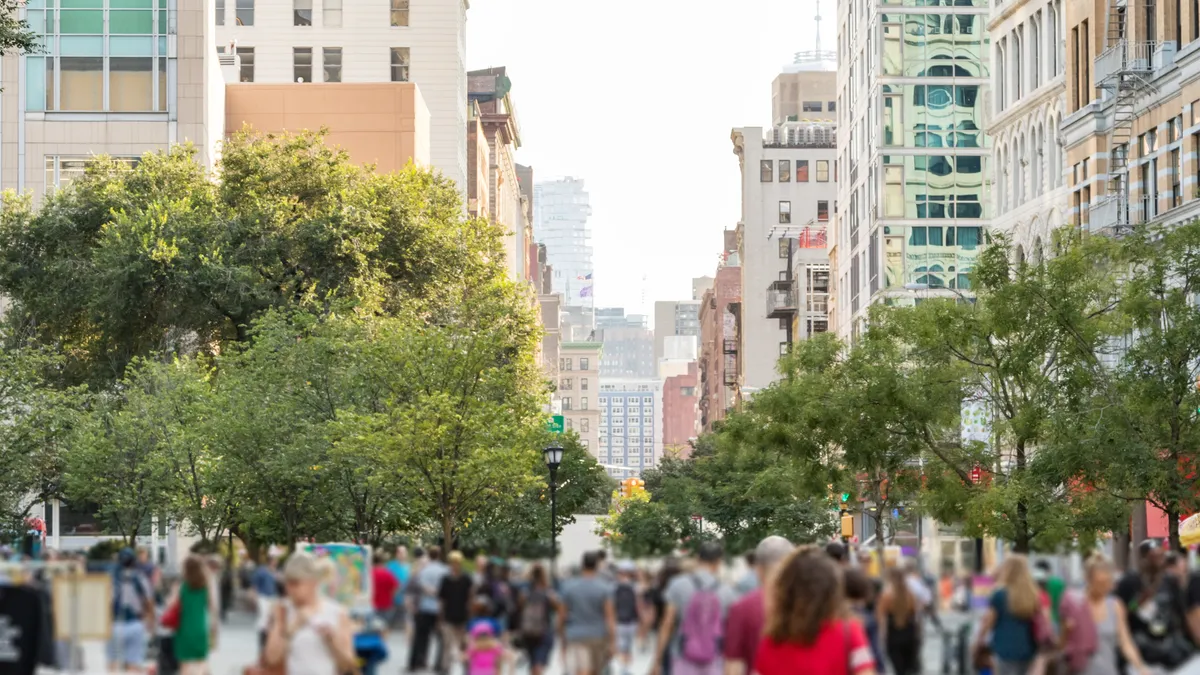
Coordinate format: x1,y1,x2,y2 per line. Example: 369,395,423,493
225,82,430,170
771,51,838,126
559,342,601,458
9,0,224,200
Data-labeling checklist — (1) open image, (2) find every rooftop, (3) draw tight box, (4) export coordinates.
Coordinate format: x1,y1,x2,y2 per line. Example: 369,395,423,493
782,50,837,74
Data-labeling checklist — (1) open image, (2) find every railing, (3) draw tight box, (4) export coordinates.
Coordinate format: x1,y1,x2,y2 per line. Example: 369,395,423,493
767,281,798,318
1095,40,1156,84
796,226,828,249
1088,195,1124,233
723,339,738,354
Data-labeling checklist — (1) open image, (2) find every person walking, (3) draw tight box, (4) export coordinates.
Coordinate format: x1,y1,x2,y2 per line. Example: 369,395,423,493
408,545,449,673
877,567,921,675
1061,556,1149,675
613,562,641,675
388,546,412,634
559,551,616,675
371,552,400,628
722,536,794,675
844,567,885,671
645,559,681,675
108,547,156,673
651,542,736,675
251,554,280,653
518,563,558,675
262,552,357,675
438,551,475,675
171,556,218,675
1117,540,1191,672
974,555,1051,675
749,546,878,674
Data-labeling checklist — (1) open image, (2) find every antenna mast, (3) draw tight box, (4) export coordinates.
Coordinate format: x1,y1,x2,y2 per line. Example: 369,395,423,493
814,0,822,55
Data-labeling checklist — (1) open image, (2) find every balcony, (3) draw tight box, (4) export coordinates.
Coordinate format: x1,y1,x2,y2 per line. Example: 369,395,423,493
1095,40,1155,85
723,339,738,354
767,280,798,319
795,225,828,249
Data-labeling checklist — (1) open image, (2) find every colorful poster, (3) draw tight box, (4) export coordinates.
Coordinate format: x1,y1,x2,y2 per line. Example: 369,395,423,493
300,543,371,608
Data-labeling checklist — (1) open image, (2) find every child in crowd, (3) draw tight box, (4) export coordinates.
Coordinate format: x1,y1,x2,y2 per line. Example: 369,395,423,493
464,621,507,675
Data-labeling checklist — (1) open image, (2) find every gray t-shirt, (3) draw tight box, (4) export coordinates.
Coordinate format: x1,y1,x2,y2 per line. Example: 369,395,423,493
415,561,449,614
664,570,738,653
561,574,614,641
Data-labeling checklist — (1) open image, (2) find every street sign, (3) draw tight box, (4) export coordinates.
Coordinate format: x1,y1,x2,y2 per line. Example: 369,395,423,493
547,415,564,434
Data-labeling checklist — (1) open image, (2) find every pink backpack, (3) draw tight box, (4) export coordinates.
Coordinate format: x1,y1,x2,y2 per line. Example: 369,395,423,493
679,575,723,665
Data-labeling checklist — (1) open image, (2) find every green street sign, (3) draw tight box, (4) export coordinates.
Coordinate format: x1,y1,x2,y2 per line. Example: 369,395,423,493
548,415,564,434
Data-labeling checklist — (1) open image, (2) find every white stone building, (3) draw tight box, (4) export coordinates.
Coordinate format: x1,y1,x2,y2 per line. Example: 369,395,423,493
213,0,467,193
598,380,663,479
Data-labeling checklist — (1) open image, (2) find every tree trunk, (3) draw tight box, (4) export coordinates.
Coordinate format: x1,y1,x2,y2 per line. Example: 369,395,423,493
1014,440,1031,553
1113,509,1131,573
1168,503,1180,551
443,515,454,553
1131,500,1149,571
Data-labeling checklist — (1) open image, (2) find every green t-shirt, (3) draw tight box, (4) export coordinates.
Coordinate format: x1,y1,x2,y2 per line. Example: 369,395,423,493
1045,576,1066,626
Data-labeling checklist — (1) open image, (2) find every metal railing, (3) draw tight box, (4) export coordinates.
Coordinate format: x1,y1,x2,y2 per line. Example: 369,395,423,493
767,281,798,318
1095,40,1155,84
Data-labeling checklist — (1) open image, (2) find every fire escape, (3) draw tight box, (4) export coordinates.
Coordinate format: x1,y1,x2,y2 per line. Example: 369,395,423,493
1091,1,1158,234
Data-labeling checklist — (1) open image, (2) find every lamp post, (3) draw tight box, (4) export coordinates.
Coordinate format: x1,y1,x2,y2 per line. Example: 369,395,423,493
543,443,564,579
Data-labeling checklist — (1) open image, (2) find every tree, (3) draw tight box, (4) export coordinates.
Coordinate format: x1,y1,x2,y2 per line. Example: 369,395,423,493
899,232,1124,552
0,3,39,62
0,130,509,387
603,491,683,559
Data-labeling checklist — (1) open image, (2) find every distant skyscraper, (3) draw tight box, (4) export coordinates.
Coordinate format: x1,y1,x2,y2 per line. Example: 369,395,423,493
534,177,594,309
595,308,655,379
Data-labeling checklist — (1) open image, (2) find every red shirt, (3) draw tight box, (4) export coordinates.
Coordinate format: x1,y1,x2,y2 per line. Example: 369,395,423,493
372,566,400,611
723,589,766,667
753,620,876,675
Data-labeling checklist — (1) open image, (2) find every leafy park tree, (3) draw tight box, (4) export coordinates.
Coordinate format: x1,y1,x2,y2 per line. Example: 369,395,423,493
600,490,683,559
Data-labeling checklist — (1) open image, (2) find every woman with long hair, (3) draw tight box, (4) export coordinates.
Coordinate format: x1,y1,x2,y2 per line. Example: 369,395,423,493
876,566,920,675
974,555,1047,675
1062,556,1148,675
172,555,218,675
751,546,878,675
263,553,357,675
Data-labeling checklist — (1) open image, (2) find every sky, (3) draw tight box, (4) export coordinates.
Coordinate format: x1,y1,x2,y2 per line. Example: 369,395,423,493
466,0,833,322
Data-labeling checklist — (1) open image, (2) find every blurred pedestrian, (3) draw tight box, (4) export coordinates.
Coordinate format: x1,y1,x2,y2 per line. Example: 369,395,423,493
645,558,681,675
171,556,218,675
559,551,616,675
651,541,735,675
517,563,557,675
371,552,400,629
750,546,877,674
613,562,641,675
1061,555,1149,675
251,553,280,653
1116,540,1191,671
734,552,757,597
974,555,1051,675
845,567,885,670
408,546,448,673
723,536,794,675
877,567,921,675
108,547,155,672
439,551,474,674
263,552,357,675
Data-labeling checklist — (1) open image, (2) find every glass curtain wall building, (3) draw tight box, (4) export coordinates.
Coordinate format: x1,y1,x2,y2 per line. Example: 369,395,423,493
833,0,991,337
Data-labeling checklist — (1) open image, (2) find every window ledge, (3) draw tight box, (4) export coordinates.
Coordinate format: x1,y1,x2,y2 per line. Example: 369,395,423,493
38,112,168,122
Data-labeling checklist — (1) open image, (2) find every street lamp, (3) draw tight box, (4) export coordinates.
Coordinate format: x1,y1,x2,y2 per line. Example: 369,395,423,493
543,443,564,578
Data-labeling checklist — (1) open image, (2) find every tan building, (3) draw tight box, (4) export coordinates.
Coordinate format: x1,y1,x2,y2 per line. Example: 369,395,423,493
771,52,838,126
1065,0,1200,232
8,0,223,200
225,82,430,171
559,342,602,459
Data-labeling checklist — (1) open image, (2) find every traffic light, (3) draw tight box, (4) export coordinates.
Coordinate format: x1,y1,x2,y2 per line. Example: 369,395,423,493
841,513,854,538
841,492,851,503
618,477,646,499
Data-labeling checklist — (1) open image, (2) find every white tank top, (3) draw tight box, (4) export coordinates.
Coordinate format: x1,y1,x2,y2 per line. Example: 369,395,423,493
284,598,344,675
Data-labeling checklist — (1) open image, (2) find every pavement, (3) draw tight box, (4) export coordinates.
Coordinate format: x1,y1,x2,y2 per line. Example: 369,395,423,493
74,610,972,674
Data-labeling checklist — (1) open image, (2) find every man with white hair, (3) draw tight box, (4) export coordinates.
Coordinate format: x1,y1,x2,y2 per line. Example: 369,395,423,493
721,536,795,675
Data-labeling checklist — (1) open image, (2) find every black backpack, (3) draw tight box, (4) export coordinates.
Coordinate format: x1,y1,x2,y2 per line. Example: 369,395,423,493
615,582,639,623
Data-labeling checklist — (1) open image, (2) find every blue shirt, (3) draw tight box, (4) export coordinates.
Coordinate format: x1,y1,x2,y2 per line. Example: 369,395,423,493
989,589,1036,662
386,561,410,595
252,566,278,597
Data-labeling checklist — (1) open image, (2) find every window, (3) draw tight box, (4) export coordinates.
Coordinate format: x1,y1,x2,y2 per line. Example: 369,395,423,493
323,0,342,27
391,0,410,26
237,46,255,82
216,0,225,25
45,156,138,192
561,358,573,371
293,48,312,82
760,160,773,182
294,0,311,26
780,342,790,355
643,397,652,403
779,238,790,258
323,47,342,82
779,159,791,182
796,160,809,182
582,440,590,449
802,101,822,112
560,378,573,391
681,386,696,396
816,160,830,181
643,417,652,425
581,377,589,391
580,358,590,370
565,418,573,430
828,101,837,111
581,397,589,410
236,0,254,25
779,201,792,224
818,200,830,221
562,398,572,411
581,419,589,433
390,48,410,82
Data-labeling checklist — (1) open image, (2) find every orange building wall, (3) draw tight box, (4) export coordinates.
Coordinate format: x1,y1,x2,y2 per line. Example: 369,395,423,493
225,83,430,172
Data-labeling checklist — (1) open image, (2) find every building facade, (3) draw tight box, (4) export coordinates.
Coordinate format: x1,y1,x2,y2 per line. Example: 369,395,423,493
833,0,992,338
772,51,839,125
698,242,741,432
598,379,663,479
662,362,699,458
653,299,701,364
213,0,467,193
990,0,1067,253
9,0,224,199
595,308,655,379
559,342,601,458
534,177,594,309
732,117,837,391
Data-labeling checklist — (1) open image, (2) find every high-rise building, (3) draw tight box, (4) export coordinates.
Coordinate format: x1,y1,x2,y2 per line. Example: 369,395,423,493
772,50,839,126
595,308,655,378
653,299,702,364
213,0,467,194
534,177,594,309
598,379,663,478
11,0,223,199
732,114,838,392
990,0,1066,253
559,342,601,458
832,0,991,338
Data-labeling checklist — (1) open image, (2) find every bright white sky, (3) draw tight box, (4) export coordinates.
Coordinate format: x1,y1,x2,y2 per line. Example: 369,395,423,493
467,0,832,320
